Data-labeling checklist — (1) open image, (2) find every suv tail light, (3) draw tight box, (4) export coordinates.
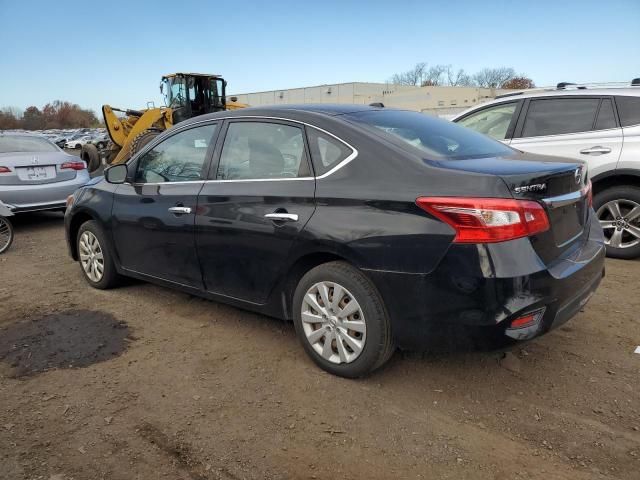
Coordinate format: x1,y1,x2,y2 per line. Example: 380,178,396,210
416,197,550,243
0,166,10,173
61,161,86,171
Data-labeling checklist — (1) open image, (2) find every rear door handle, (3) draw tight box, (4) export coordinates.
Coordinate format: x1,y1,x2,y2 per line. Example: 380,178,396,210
580,146,611,155
168,206,192,214
264,213,298,222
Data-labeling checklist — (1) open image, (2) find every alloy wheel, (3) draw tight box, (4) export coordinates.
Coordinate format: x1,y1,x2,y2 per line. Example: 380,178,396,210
596,199,640,249
301,281,367,364
79,231,105,282
0,217,12,254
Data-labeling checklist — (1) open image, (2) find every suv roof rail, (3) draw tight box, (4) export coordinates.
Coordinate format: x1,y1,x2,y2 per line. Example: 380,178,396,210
555,81,633,90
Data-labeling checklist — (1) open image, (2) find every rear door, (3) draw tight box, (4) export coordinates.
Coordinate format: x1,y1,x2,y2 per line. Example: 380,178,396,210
195,119,316,303
510,96,622,178
111,122,218,288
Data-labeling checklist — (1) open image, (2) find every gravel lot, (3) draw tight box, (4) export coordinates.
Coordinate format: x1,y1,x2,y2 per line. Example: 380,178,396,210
0,212,639,480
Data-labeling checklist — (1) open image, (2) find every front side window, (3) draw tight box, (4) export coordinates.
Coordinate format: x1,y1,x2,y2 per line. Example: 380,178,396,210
346,110,514,160
615,96,640,127
217,122,309,180
307,128,353,176
135,124,216,183
521,98,600,137
456,102,517,140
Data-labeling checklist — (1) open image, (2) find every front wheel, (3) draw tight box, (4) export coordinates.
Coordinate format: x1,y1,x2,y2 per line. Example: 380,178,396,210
77,220,120,289
0,216,14,254
594,186,640,259
292,261,395,378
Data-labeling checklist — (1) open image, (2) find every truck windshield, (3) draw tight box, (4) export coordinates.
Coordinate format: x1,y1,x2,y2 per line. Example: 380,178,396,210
345,110,514,160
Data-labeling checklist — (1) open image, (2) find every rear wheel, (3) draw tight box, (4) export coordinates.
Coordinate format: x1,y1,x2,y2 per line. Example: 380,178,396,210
77,220,120,289
292,261,394,378
0,217,14,254
594,185,640,259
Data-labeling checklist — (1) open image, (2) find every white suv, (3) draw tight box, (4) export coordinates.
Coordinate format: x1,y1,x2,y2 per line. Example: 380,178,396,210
453,81,640,259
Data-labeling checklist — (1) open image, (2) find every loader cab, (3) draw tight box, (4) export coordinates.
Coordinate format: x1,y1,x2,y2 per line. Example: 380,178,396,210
161,73,227,124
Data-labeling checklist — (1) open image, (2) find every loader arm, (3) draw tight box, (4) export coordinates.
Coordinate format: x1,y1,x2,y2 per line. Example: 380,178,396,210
102,105,174,165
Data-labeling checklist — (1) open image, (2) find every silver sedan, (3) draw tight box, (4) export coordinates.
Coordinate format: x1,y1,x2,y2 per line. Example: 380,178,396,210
0,133,90,212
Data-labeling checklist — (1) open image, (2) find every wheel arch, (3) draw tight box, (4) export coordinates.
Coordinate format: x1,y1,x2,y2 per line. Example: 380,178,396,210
68,210,96,260
592,170,640,195
279,250,356,321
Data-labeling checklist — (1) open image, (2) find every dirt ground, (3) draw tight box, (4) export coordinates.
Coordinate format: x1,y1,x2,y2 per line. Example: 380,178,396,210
0,212,638,480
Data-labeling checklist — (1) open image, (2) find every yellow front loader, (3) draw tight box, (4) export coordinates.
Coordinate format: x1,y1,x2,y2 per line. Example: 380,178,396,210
81,73,248,172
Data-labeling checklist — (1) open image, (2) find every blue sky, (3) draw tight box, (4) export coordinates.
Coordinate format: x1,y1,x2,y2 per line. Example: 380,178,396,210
1,0,638,114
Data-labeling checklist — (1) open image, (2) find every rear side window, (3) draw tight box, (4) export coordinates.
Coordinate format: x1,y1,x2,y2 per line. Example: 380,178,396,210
307,128,353,176
346,110,514,160
456,102,517,140
522,98,599,137
594,99,617,130
615,96,640,127
217,122,310,180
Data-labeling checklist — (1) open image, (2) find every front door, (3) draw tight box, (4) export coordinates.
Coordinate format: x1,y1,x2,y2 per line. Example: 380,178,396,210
196,119,316,303
111,123,218,288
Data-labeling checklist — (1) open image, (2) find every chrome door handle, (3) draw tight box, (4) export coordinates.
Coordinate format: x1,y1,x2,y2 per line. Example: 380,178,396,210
264,213,298,222
168,206,192,214
580,146,611,155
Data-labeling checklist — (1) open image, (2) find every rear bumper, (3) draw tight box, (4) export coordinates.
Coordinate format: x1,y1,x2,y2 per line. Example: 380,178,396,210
0,171,90,213
365,212,606,350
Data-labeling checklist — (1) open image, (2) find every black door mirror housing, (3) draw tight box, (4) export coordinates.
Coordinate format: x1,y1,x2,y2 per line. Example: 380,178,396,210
105,164,128,184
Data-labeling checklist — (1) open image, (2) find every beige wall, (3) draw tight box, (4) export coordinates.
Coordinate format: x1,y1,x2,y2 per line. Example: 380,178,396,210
230,82,508,116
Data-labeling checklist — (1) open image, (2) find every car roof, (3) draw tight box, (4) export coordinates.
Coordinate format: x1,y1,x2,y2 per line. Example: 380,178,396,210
182,103,386,126
452,86,640,119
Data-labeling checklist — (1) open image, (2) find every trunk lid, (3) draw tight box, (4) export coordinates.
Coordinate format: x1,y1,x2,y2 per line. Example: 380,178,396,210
434,153,590,263
0,152,80,186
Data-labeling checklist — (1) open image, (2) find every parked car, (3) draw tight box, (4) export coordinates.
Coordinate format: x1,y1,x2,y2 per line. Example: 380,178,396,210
452,81,640,259
65,135,93,149
0,133,89,213
64,105,605,377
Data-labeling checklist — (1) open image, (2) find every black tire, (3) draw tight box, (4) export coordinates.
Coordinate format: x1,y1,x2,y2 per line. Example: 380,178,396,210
81,143,101,173
292,261,395,378
129,129,162,157
76,220,121,289
75,143,81,149
0,217,14,254
593,185,640,259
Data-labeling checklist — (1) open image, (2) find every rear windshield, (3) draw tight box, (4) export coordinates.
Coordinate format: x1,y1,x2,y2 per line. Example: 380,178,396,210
0,135,58,153
345,110,514,160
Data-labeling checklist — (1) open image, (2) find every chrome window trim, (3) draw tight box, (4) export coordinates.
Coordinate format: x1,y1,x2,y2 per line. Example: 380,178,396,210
126,115,358,185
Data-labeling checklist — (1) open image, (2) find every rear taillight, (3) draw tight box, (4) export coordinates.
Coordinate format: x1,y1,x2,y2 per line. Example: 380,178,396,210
0,166,10,173
416,197,550,243
61,161,86,171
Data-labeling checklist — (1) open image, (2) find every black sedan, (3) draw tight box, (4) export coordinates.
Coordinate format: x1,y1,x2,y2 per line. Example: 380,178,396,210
64,105,605,377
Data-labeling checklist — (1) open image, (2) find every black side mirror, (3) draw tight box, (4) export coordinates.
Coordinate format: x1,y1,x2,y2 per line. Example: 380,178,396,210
105,164,128,184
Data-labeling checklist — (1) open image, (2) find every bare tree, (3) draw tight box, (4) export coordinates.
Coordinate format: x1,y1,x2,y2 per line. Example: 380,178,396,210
390,62,427,86
473,67,516,88
421,65,448,86
446,66,473,86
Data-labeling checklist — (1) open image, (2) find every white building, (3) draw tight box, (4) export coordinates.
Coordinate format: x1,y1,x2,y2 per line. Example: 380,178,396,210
230,82,508,117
